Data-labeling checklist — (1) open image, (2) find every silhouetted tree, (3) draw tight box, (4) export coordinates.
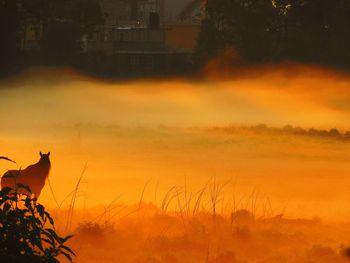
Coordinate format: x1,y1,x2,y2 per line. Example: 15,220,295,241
194,0,282,67
195,0,350,69
275,0,350,66
24,0,103,65
0,0,103,72
0,0,21,75
42,20,82,64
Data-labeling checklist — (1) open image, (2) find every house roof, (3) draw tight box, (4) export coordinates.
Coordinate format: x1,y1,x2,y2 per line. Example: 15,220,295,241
163,0,204,22
163,0,191,21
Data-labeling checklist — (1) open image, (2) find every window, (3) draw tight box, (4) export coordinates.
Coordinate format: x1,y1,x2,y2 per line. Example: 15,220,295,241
144,55,154,69
130,55,140,66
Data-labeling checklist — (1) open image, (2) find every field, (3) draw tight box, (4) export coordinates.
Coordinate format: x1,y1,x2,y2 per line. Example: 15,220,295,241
1,66,350,262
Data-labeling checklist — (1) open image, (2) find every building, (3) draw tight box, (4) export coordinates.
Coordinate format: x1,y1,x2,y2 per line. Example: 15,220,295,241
161,0,204,62
83,22,190,76
164,23,200,52
163,0,205,23
82,0,205,76
137,0,164,26
100,0,164,26
178,0,205,22
21,20,43,52
18,0,204,76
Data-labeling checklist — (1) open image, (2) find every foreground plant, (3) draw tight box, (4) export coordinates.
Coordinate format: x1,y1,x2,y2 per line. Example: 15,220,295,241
0,185,75,262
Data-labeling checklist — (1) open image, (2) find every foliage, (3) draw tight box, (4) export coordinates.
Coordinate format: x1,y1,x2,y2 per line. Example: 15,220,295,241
24,0,103,64
0,0,103,70
194,0,282,66
42,20,82,65
194,0,350,68
0,185,75,263
276,0,350,66
21,0,103,27
0,0,22,75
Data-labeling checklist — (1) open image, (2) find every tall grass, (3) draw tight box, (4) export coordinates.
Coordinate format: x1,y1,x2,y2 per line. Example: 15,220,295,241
67,178,350,263
65,164,87,232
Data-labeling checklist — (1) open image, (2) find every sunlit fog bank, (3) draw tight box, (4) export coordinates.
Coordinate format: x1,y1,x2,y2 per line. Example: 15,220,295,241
1,66,350,221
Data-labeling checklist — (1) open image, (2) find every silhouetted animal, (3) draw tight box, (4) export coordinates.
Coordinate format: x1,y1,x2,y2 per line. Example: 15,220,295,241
1,152,51,198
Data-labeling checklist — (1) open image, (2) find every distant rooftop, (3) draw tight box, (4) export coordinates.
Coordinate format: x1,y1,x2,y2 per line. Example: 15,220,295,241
163,0,189,21
163,0,204,23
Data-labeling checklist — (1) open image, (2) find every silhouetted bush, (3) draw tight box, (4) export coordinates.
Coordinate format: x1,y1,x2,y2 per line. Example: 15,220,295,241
329,128,341,137
75,221,112,244
345,131,350,139
0,185,75,263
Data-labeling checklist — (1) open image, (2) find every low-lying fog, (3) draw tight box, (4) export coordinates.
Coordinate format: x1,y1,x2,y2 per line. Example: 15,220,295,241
1,66,350,221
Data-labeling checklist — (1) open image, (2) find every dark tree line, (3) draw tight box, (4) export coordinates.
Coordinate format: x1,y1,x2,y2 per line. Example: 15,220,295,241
194,0,350,69
0,0,22,72
0,0,103,76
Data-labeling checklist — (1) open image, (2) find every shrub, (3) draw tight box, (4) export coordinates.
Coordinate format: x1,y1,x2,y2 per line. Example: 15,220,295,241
0,185,75,263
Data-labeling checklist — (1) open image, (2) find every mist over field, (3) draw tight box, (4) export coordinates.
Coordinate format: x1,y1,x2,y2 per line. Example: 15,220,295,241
1,66,350,221
2,66,350,262
3,0,350,261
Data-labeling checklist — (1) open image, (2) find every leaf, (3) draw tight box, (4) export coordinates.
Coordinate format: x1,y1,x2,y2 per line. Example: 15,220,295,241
0,156,16,164
30,234,44,252
42,231,55,244
0,187,13,196
60,251,73,262
60,245,76,256
17,183,32,193
42,237,54,246
36,204,45,218
35,217,43,227
45,228,60,242
61,235,74,243
3,202,11,213
45,211,54,226
0,195,10,206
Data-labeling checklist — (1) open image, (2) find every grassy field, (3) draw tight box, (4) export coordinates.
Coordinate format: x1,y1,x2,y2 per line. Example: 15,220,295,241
57,198,350,263
2,67,350,262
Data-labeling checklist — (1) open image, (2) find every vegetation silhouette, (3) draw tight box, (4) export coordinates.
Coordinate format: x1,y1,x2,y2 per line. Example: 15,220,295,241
0,0,103,76
0,0,22,76
0,186,74,262
68,185,350,263
208,124,350,141
195,0,350,70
